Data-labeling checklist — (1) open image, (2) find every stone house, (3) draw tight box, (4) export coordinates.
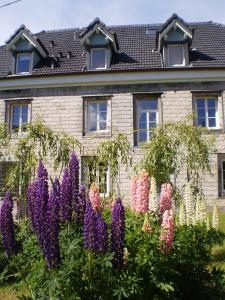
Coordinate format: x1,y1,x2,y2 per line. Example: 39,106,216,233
0,13,225,207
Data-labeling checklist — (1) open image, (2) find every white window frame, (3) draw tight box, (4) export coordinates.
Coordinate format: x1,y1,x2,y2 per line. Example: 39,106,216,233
167,44,185,67
195,97,218,129
221,160,225,194
90,48,107,70
85,99,110,134
136,99,158,144
16,53,32,74
82,157,111,197
9,102,31,135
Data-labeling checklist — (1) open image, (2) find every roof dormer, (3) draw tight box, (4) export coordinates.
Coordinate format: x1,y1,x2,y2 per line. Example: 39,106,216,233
79,18,119,71
158,14,193,67
6,25,47,75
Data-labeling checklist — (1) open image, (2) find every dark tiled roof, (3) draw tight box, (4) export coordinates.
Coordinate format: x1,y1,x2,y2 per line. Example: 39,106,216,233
1,20,225,78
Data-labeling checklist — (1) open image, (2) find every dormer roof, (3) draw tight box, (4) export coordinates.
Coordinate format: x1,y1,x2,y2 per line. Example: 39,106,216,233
158,14,193,50
6,25,47,57
79,18,119,52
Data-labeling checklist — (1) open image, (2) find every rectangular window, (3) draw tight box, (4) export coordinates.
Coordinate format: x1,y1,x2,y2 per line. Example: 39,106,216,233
135,98,158,144
91,49,106,70
8,101,31,134
81,157,111,196
84,98,110,135
16,53,31,74
195,97,218,129
167,45,185,66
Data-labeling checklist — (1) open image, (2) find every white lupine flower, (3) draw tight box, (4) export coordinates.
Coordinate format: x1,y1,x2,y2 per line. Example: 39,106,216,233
179,200,186,226
212,202,219,229
199,198,207,225
184,182,193,226
195,195,201,224
149,177,158,213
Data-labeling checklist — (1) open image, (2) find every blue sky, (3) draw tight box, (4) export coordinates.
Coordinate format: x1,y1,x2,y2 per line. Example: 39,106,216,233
0,0,225,44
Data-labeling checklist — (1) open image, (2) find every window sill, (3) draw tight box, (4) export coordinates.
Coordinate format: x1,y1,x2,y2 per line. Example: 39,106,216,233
10,132,28,139
83,131,112,138
204,128,223,135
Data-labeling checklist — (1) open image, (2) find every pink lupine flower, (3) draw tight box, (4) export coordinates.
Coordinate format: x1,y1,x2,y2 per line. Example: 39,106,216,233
136,170,149,213
89,183,100,210
159,209,174,254
160,183,172,216
130,176,137,211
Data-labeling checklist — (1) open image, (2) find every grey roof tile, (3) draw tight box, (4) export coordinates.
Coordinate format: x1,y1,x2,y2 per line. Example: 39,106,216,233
1,20,225,78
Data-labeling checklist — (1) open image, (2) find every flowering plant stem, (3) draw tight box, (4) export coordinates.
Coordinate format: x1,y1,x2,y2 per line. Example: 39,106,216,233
87,251,93,298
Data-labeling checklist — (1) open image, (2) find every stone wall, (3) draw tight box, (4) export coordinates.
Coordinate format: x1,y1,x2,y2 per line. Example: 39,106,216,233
0,81,225,208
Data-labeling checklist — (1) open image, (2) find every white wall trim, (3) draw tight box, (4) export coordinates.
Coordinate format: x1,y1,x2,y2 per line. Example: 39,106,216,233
1,69,225,90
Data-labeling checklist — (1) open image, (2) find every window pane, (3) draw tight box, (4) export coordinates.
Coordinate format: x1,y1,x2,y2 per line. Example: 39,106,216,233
22,105,28,123
149,112,157,122
197,108,205,118
139,131,147,142
197,99,205,108
207,98,216,108
99,111,107,122
88,103,97,131
17,54,30,73
138,100,157,110
168,45,184,65
12,106,20,130
91,50,106,69
99,121,107,130
197,117,206,127
208,118,216,128
139,112,147,130
208,108,216,118
99,102,107,112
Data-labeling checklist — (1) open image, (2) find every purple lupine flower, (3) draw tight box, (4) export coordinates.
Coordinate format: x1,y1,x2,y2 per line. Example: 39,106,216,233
34,161,49,247
43,177,61,269
76,184,86,223
111,197,125,268
83,201,98,251
96,211,108,253
69,152,79,216
59,168,72,223
0,192,17,257
27,182,37,231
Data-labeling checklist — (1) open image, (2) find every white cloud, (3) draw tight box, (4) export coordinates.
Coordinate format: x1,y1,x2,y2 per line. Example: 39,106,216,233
0,0,225,44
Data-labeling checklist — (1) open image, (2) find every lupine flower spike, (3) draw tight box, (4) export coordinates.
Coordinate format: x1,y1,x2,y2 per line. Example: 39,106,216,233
130,176,137,211
44,178,61,269
89,183,100,210
179,200,186,226
59,168,72,223
0,192,17,257
111,197,125,268
149,177,158,213
142,213,153,234
69,152,80,214
159,209,174,254
136,170,149,213
76,184,86,223
33,161,49,247
212,201,219,229
160,183,172,216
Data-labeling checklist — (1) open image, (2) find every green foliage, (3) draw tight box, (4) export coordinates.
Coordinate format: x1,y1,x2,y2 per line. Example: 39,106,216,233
97,133,132,192
0,211,225,299
141,120,215,190
5,120,81,198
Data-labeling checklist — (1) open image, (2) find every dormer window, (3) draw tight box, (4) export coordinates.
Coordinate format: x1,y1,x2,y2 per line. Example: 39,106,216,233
158,14,192,68
91,49,106,70
16,53,32,74
167,44,185,66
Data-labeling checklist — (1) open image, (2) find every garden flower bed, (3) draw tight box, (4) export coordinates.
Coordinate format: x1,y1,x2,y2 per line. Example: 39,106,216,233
0,153,224,300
